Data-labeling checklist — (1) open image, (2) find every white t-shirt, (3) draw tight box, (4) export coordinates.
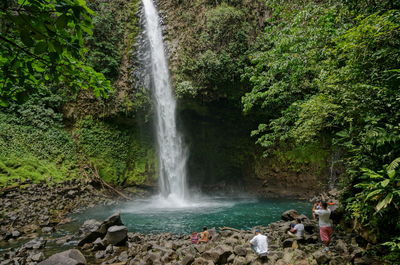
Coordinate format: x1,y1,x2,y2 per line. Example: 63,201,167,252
250,234,268,254
314,209,332,227
293,223,305,238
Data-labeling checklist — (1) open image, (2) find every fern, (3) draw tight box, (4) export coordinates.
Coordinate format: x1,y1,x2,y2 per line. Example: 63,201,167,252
388,157,400,171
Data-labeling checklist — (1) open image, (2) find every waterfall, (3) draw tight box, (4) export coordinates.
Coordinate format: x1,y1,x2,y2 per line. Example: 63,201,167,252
142,0,188,201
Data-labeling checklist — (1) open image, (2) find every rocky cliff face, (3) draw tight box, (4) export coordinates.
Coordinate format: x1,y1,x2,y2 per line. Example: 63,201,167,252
152,0,337,197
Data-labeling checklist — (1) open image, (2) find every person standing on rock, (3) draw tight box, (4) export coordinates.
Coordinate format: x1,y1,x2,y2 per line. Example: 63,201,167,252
250,229,268,258
313,202,333,251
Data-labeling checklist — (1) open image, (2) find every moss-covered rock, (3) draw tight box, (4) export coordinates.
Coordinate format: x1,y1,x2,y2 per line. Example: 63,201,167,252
74,116,155,186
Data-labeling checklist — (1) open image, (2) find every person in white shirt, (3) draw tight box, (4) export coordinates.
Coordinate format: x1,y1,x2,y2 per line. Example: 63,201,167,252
287,218,305,239
313,202,333,251
250,229,268,258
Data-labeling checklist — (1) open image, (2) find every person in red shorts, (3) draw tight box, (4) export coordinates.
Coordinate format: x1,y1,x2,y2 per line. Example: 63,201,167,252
313,202,333,251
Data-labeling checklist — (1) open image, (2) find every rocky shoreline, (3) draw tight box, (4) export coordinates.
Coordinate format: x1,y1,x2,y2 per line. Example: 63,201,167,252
1,210,380,265
0,180,120,244
0,182,381,265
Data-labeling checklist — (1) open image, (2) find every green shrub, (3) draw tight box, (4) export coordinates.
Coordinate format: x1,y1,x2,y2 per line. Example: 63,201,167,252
75,117,155,185
0,155,71,185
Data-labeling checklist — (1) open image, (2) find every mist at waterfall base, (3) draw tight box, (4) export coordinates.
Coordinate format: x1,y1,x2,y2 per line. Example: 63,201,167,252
72,197,311,234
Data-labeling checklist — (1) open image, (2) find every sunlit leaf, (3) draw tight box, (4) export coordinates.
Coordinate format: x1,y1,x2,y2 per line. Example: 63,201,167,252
375,193,393,212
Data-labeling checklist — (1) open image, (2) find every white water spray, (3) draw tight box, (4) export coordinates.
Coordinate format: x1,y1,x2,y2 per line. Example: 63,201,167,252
142,0,188,203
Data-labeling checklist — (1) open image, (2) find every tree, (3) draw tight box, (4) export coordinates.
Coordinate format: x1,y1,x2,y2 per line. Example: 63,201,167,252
0,0,111,106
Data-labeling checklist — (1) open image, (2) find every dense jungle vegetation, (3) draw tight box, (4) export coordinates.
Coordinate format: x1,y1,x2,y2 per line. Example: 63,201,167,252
1,0,399,262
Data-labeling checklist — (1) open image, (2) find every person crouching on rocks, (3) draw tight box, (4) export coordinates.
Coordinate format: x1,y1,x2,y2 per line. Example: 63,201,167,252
287,218,305,239
250,229,268,259
198,227,209,243
313,202,333,251
191,232,199,244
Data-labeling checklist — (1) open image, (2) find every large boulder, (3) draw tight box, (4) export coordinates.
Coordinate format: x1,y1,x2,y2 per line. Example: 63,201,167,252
233,245,247,256
282,238,296,248
79,219,101,235
181,255,195,265
78,213,123,246
312,250,330,265
103,225,128,246
201,245,233,264
38,249,86,265
281,209,300,221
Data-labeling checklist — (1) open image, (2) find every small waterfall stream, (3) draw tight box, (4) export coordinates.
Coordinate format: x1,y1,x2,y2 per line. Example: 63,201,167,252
142,0,188,202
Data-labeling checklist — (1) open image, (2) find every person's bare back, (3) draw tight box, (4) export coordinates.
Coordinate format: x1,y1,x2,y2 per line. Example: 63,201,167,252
198,227,209,243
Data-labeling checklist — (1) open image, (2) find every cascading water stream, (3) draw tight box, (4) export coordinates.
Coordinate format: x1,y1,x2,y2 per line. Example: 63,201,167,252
142,0,188,203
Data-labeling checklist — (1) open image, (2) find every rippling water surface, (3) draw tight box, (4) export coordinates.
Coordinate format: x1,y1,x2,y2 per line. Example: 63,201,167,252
72,196,311,234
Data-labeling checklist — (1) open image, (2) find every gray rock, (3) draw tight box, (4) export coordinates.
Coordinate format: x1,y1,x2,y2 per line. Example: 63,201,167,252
232,256,247,265
78,213,123,246
220,230,233,237
192,257,212,265
11,231,21,238
282,248,306,263
329,256,348,265
312,250,330,265
92,237,105,251
24,238,46,250
97,213,123,234
194,244,206,254
38,249,86,265
105,244,115,254
335,239,348,254
201,251,219,263
281,209,300,221
234,245,247,256
245,253,258,264
180,255,194,265
94,250,106,260
79,219,101,235
103,225,128,246
227,253,235,263
33,252,45,262
282,238,296,248
41,227,53,233
118,251,128,262
148,252,161,264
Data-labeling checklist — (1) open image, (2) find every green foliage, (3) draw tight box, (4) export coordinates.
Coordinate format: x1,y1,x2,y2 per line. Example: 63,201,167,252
243,3,400,163
173,1,256,101
0,0,112,105
85,0,137,81
0,114,77,166
345,159,400,260
243,2,399,259
0,155,70,185
243,2,345,151
0,92,79,185
75,117,154,185
382,236,400,263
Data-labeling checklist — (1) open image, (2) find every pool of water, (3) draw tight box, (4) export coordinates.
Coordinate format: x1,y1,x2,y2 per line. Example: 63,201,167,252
71,195,311,234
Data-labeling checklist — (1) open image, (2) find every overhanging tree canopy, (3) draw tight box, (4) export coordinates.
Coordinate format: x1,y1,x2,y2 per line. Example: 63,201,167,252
0,0,112,106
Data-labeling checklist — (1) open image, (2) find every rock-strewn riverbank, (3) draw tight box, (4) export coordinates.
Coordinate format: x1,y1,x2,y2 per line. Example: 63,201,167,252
0,180,121,244
2,210,380,265
0,184,380,265
74,211,378,265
